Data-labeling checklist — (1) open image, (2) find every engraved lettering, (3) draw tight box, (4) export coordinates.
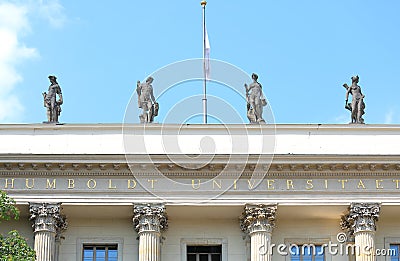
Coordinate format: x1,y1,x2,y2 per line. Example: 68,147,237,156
192,179,200,190
68,179,75,189
25,179,34,189
87,179,97,189
213,180,222,189
108,179,117,189
4,179,14,189
393,179,400,189
306,179,313,190
46,179,56,189
147,179,157,189
248,180,256,190
376,180,383,189
267,180,275,190
338,179,348,189
286,180,294,190
128,179,137,189
357,180,366,189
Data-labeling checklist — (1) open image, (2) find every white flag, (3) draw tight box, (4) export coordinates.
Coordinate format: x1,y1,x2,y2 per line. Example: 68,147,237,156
204,27,210,80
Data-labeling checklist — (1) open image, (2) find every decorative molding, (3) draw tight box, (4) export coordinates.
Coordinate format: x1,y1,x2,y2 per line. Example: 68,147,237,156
239,203,277,235
133,203,168,234
29,203,68,236
2,162,400,176
340,202,380,235
55,213,68,241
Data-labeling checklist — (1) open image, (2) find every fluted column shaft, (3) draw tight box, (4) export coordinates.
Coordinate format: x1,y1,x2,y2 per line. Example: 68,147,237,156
250,231,272,261
139,231,161,261
29,203,67,261
133,204,168,261
240,204,277,261
355,231,375,261
34,231,56,261
340,203,380,261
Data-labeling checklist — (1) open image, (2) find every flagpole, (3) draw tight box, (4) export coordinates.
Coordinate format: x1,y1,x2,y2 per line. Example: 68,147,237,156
201,0,207,124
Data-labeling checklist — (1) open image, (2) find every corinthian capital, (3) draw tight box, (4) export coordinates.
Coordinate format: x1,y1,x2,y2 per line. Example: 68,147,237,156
240,204,277,234
29,203,67,234
341,203,380,235
133,203,168,234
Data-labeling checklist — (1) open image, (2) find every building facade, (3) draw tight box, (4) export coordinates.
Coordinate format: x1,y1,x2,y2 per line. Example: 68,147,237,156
1,124,400,261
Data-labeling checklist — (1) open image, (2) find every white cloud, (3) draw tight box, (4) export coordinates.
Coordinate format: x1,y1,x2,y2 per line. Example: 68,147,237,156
0,0,66,122
333,114,349,124
0,2,38,122
384,110,394,124
35,0,67,28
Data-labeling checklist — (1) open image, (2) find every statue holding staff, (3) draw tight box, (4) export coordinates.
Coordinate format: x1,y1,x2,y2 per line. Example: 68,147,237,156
244,73,267,123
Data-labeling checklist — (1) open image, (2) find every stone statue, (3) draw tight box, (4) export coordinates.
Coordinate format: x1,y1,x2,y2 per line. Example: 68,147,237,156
136,76,159,123
343,75,365,124
42,75,63,123
244,73,267,123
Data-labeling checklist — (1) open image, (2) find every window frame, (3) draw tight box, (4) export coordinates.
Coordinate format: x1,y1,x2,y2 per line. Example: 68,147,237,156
284,238,331,261
180,238,228,261
384,237,400,261
77,237,123,261
187,245,222,261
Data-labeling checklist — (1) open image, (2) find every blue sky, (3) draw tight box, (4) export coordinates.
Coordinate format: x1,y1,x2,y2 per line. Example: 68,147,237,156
0,0,399,124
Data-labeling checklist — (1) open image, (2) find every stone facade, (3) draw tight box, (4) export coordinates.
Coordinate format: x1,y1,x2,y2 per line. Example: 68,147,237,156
1,124,400,261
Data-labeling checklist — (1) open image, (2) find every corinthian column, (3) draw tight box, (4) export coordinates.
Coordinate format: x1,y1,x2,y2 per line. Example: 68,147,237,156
133,203,168,261
341,203,380,261
240,204,277,261
29,203,67,261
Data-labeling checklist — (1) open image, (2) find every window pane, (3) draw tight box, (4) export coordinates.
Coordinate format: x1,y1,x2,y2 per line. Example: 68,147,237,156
315,246,325,261
187,254,196,261
290,245,300,261
199,254,208,261
209,246,222,253
187,245,222,261
390,245,399,261
83,248,94,261
83,245,118,261
108,249,118,261
211,254,221,261
96,248,106,261
290,244,325,261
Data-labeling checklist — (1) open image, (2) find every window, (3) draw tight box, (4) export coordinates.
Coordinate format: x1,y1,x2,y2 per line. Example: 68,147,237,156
290,245,325,261
390,245,399,261
384,238,400,261
83,245,118,261
187,245,222,261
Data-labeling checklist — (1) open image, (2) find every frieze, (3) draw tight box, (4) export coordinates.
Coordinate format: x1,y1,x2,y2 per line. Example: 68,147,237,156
3,177,400,192
1,162,400,176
